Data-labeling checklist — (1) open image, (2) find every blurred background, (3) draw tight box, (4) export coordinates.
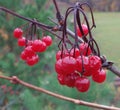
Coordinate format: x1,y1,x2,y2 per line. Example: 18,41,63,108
0,0,120,110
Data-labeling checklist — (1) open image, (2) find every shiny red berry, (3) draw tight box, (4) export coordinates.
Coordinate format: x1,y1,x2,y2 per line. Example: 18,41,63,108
55,59,64,74
56,50,62,60
57,74,65,85
38,41,47,52
62,56,77,75
32,39,43,52
77,24,88,37
24,46,35,57
20,51,27,60
18,37,26,46
42,36,52,46
64,72,79,87
13,28,23,38
75,76,90,92
79,43,92,56
70,48,80,58
76,56,91,76
89,55,102,71
26,54,39,66
92,69,106,83
56,50,69,60
76,56,82,73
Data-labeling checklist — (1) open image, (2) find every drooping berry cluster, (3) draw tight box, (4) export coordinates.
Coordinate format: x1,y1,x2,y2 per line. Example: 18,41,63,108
13,27,52,66
55,43,106,92
54,2,107,92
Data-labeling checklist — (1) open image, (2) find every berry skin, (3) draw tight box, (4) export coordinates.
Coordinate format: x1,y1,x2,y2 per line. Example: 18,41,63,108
70,48,80,58
32,40,47,52
18,37,26,46
24,46,35,57
57,74,65,85
92,69,106,83
76,56,82,73
57,72,79,87
42,36,52,46
38,41,47,52
56,50,62,60
75,76,90,92
26,54,39,66
20,51,27,60
13,28,23,38
56,50,69,60
89,55,102,71
32,39,43,52
76,56,92,77
64,72,79,87
55,59,64,74
77,24,88,37
62,56,77,75
79,43,92,56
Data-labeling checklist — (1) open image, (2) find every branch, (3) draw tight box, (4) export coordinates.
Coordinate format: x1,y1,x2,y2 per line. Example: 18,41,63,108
0,6,53,29
0,75,119,110
108,65,120,77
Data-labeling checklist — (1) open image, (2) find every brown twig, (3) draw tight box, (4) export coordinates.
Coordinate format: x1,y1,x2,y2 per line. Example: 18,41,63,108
0,75,120,110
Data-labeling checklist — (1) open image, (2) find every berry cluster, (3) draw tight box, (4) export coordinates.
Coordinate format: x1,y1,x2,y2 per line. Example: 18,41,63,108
13,28,52,66
55,43,106,92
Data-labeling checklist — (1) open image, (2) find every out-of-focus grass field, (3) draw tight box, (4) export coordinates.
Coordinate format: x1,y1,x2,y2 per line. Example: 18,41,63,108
93,12,120,66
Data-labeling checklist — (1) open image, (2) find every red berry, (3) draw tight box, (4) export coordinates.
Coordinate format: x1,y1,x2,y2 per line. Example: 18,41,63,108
56,50,70,60
64,72,79,87
92,69,106,83
56,50,62,60
57,74,65,85
62,56,77,75
42,36,52,46
76,56,91,76
38,41,47,52
79,43,92,56
89,55,102,71
20,51,27,60
32,54,39,64
76,56,82,73
32,39,43,52
26,54,39,66
75,76,90,92
70,48,80,58
18,37,26,46
13,28,23,38
24,46,35,57
55,59,64,74
32,40,47,53
77,24,88,37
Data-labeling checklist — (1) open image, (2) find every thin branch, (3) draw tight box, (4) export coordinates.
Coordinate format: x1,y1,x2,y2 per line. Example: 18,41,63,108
0,6,53,29
108,65,120,77
0,75,120,110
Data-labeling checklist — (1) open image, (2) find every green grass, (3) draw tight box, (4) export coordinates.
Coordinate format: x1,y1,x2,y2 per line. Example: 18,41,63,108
93,12,120,66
